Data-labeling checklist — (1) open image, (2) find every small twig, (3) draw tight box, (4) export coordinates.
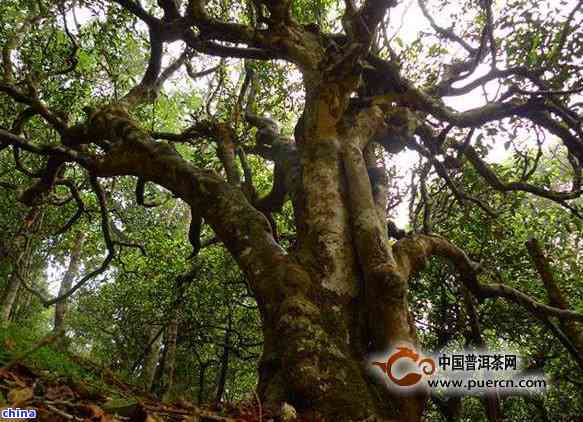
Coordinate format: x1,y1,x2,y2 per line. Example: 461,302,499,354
513,85,583,97
45,403,83,421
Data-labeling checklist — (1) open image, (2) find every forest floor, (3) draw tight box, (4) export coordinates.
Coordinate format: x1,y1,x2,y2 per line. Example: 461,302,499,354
0,332,268,422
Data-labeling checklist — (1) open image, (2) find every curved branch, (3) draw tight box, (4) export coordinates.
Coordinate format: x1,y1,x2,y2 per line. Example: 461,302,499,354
410,130,497,216
82,106,288,303
45,176,115,306
113,0,158,26
0,83,68,133
12,145,44,178
54,180,85,235
135,177,162,208
361,55,583,162
19,156,67,206
457,142,583,202
123,28,164,105
417,0,476,54
394,234,583,322
185,62,221,80
245,109,300,209
183,34,281,60
18,177,115,307
255,164,287,213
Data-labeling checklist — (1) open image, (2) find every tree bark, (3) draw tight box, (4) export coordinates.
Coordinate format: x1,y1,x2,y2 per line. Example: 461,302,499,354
1,235,34,323
253,83,425,421
526,238,583,354
462,288,502,422
214,313,232,404
80,96,425,420
72,94,583,420
162,309,179,401
143,325,163,393
197,361,211,405
53,231,86,334
1,273,21,322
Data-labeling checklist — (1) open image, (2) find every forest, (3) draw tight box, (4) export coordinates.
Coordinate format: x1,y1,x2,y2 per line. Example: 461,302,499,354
0,0,582,421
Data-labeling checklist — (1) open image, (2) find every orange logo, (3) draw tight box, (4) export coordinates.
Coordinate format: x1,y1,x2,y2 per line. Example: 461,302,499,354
372,346,436,386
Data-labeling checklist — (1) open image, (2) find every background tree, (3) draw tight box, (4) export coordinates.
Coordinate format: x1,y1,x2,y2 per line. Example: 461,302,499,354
410,151,583,421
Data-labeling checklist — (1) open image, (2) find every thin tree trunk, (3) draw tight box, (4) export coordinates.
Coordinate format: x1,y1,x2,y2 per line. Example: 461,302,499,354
152,340,167,396
162,309,179,401
1,237,33,323
0,271,20,323
214,312,232,403
143,325,163,393
198,362,210,405
1,208,42,323
462,288,503,422
53,232,86,334
1,273,21,322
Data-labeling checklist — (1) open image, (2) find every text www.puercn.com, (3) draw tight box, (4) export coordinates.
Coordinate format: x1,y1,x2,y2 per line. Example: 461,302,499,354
427,378,547,391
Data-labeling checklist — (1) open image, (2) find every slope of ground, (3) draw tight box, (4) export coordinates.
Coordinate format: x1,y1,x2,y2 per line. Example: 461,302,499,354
0,329,270,422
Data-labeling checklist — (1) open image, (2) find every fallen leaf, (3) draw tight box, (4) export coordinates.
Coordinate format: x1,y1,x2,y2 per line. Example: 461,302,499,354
144,413,165,422
79,403,105,419
8,387,33,405
46,384,76,401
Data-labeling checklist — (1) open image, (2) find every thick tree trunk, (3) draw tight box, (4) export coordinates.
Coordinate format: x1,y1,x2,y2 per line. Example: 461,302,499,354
256,267,426,420
254,83,425,421
53,232,86,334
84,101,427,420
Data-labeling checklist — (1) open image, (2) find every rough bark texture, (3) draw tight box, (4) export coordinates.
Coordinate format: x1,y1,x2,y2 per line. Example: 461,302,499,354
7,96,577,421
3,1,583,418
